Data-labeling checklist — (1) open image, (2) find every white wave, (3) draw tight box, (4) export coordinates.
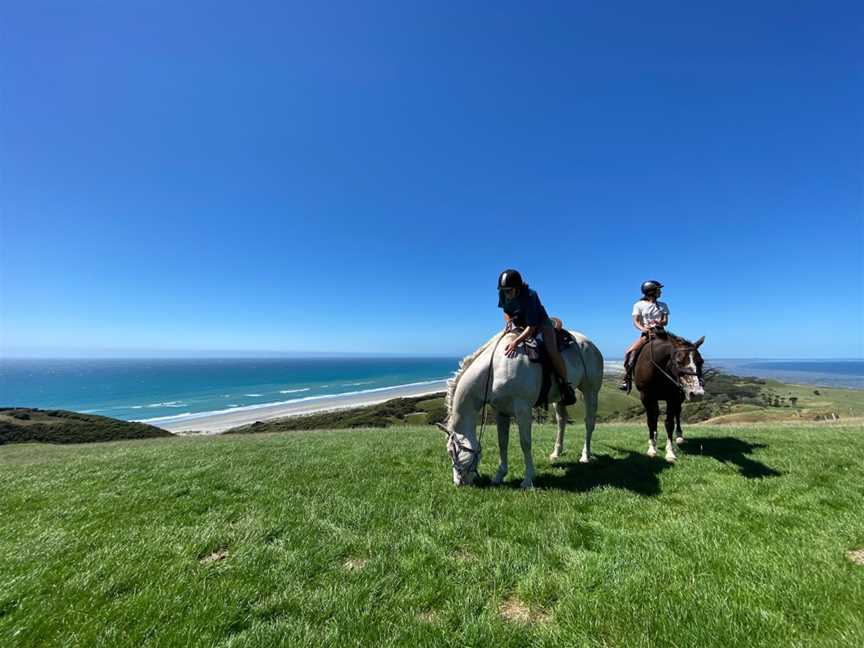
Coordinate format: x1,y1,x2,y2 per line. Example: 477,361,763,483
137,378,448,425
145,401,187,408
244,393,263,397
131,406,143,410
279,388,310,394
340,380,376,387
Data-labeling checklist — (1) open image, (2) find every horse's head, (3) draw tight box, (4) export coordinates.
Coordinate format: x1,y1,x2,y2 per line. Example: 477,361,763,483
436,422,480,486
670,336,705,401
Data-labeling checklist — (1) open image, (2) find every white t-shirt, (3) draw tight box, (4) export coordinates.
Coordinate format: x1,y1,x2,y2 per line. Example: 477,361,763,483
632,300,669,328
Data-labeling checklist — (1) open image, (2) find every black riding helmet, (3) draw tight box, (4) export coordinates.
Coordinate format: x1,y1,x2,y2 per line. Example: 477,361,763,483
641,280,664,296
498,269,525,291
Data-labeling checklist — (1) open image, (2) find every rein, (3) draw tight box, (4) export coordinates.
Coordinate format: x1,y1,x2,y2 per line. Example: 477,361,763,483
448,330,507,477
648,338,697,394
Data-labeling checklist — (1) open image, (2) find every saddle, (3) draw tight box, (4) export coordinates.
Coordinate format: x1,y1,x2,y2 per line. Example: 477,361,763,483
509,325,578,408
631,327,668,368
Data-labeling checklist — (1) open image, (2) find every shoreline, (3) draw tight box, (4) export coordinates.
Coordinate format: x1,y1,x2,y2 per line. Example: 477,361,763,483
152,380,448,434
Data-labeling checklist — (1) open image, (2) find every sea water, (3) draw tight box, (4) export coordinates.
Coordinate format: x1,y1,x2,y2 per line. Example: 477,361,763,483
707,359,864,390
2,357,861,423
0,357,459,422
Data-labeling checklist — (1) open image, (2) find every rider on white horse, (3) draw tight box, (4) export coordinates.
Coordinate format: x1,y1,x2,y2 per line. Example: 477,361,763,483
497,269,577,406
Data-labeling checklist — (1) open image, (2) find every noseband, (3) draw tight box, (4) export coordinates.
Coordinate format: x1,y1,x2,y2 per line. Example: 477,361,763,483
649,342,703,393
447,433,480,479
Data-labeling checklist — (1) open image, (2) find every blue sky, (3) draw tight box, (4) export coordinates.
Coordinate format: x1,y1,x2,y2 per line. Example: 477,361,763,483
1,1,861,359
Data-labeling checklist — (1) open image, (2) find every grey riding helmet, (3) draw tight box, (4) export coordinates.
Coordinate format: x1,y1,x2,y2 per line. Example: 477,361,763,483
641,280,664,296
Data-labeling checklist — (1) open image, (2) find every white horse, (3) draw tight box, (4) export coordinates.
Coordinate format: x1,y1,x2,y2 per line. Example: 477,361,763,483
437,329,604,488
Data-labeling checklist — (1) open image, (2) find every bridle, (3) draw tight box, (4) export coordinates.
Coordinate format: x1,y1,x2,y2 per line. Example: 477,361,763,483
444,330,508,481
649,338,703,394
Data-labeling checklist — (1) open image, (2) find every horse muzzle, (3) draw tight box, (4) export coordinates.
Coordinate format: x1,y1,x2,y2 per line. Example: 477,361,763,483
684,386,705,401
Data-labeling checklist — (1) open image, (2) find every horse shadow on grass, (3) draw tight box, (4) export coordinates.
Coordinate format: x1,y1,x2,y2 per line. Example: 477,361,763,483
478,450,675,497
678,436,781,479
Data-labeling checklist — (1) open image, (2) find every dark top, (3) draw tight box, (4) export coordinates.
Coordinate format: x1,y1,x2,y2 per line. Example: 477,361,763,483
498,287,550,328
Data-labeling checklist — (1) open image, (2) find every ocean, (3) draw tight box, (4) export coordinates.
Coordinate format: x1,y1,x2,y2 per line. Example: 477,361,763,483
0,357,459,422
1,357,861,424
707,359,864,390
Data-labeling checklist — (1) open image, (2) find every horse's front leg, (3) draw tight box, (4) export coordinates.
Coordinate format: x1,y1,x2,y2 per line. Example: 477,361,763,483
492,412,510,485
675,411,685,445
643,396,659,458
550,402,567,460
665,400,681,463
515,407,535,489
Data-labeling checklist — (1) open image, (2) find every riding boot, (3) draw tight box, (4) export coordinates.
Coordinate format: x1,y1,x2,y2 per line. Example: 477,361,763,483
618,351,633,392
557,376,577,406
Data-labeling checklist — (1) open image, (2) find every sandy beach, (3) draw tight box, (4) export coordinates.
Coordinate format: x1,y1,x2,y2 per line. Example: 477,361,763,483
152,360,626,434
151,380,448,434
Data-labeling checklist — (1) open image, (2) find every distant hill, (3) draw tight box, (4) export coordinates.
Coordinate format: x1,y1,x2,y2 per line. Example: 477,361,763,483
0,408,174,445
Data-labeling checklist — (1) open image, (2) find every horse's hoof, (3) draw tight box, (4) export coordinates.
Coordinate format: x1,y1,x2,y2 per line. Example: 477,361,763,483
549,449,563,461
647,448,657,458
665,453,677,463
676,436,685,445
579,453,590,464
520,480,535,490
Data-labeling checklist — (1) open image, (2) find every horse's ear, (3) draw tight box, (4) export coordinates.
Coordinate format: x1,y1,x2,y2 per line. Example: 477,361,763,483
694,336,705,348
435,422,451,436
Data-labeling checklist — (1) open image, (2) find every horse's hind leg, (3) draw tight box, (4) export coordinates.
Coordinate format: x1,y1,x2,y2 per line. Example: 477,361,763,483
550,402,567,460
580,386,599,464
664,401,680,463
643,396,659,458
492,412,510,485
675,411,685,445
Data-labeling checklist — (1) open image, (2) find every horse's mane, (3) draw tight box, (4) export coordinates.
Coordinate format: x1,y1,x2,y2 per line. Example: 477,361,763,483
666,332,695,348
445,332,503,423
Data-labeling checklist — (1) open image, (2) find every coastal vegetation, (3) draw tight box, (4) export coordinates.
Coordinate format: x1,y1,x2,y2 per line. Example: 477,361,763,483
1,421,862,647
226,394,447,435
0,408,172,445
227,372,864,436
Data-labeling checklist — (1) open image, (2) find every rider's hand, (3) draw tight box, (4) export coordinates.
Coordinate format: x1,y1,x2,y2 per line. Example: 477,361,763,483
504,341,519,358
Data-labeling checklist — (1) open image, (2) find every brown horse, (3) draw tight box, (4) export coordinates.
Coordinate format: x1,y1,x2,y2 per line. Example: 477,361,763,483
633,334,705,462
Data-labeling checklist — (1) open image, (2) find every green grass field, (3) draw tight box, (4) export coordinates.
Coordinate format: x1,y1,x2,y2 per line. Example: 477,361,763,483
2,421,863,647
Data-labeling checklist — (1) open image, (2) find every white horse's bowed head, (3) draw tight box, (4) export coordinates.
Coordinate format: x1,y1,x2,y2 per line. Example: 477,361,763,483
436,422,479,486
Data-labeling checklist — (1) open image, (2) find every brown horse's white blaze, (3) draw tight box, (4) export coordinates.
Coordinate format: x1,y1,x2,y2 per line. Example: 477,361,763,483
679,350,705,401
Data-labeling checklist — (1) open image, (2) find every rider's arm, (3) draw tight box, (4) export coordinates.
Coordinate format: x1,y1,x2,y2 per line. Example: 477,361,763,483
512,326,535,344
632,314,647,333
504,326,535,357
658,312,669,327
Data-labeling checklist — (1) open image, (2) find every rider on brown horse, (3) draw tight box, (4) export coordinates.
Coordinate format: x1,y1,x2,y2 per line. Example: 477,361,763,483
619,280,669,392
497,269,577,406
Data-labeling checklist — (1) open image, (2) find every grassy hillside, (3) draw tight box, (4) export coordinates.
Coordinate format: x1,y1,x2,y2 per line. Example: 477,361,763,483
0,408,173,445
1,421,863,647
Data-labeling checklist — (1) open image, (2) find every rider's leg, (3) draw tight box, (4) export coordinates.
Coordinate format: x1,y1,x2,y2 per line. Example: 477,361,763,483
542,324,576,406
619,336,646,390
541,324,567,382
